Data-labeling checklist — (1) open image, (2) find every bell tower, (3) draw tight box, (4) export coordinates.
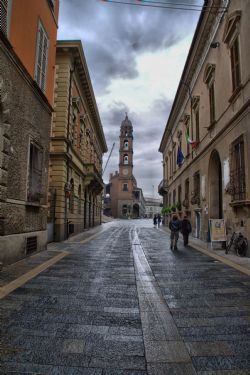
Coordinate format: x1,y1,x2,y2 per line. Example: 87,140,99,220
119,114,133,179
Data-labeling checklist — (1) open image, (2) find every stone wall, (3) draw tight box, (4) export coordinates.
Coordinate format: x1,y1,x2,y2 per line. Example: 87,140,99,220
0,35,52,264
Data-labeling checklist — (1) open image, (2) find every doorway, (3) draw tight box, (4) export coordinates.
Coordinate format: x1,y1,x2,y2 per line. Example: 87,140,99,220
208,150,223,219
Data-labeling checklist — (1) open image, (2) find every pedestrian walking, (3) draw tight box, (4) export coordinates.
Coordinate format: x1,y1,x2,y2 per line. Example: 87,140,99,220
157,214,161,228
153,215,157,228
169,214,182,250
181,215,192,246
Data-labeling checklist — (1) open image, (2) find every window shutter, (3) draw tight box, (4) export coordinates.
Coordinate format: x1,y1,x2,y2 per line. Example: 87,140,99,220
0,0,8,34
35,22,49,92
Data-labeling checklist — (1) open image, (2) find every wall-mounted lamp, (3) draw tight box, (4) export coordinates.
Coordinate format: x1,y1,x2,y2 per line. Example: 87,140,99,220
210,42,220,48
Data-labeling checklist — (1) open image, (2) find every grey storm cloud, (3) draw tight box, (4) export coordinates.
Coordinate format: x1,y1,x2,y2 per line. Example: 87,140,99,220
59,0,202,195
59,0,201,93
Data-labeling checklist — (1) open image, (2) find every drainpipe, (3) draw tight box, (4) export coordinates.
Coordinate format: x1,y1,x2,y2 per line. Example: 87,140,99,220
64,61,76,240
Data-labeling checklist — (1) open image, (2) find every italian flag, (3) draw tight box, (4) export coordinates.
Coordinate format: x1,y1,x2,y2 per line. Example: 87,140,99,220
185,129,199,149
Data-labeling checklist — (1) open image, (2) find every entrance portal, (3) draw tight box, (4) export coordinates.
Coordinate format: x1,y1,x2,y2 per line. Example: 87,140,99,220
208,150,223,219
133,204,139,218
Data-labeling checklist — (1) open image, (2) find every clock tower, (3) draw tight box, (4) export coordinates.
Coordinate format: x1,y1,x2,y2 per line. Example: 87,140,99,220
109,114,145,219
119,114,133,179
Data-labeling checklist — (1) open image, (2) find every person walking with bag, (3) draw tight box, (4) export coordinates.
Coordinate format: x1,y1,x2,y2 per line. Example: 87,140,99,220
181,215,192,246
157,214,162,228
153,214,157,228
169,214,182,250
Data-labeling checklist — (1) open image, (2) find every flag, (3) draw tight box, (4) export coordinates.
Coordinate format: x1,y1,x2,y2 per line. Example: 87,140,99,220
177,146,184,167
185,129,199,149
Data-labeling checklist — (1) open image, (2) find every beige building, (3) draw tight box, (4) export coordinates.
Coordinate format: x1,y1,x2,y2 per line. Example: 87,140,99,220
144,197,163,218
159,0,250,255
109,116,145,218
48,40,107,241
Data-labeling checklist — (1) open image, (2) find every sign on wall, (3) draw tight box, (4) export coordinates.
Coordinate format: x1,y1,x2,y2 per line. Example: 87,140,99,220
209,219,227,242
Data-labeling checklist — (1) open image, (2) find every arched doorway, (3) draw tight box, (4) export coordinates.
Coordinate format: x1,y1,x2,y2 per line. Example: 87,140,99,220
208,150,223,219
133,204,139,218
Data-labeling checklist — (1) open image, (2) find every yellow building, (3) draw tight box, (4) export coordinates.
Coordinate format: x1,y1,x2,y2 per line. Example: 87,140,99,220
48,40,107,241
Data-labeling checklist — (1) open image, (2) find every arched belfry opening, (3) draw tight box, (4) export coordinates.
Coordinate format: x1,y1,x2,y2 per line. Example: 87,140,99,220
208,150,223,219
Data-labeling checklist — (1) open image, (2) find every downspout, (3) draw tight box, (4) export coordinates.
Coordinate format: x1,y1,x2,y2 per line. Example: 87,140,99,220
65,61,76,240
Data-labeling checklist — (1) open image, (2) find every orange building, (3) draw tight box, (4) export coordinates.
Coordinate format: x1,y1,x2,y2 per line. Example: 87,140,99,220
0,0,59,265
2,0,59,104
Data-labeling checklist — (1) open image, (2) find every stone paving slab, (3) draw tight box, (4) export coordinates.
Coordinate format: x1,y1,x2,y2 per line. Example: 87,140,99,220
1,220,250,374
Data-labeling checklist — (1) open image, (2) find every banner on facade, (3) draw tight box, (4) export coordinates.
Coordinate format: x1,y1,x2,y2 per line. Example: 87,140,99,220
209,219,226,242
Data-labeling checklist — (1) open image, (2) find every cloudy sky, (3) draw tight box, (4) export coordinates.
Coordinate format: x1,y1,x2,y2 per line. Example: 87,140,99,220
58,0,203,197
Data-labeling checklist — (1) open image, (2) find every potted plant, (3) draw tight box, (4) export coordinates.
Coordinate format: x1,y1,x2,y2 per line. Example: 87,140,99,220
171,204,177,212
176,201,182,211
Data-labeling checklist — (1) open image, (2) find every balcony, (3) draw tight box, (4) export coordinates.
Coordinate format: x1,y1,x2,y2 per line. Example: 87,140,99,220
158,179,169,196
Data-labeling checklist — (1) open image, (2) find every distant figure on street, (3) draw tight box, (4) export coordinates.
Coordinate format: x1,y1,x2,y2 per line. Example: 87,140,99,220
157,214,162,228
169,214,182,250
153,215,157,227
181,215,192,246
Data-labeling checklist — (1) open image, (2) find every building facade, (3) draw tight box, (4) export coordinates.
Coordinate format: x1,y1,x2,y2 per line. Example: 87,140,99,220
144,197,163,218
0,0,59,265
48,40,107,241
109,115,145,218
159,0,250,255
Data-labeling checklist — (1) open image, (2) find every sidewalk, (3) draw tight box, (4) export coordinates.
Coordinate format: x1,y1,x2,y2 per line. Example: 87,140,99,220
0,222,111,298
161,225,250,276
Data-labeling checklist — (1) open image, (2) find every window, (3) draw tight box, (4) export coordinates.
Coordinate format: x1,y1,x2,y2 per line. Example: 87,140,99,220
173,189,176,204
204,64,216,126
223,11,241,93
191,172,200,205
0,0,8,34
178,185,182,205
35,21,49,92
69,178,74,213
123,154,128,165
123,184,128,191
183,178,189,208
230,37,241,92
173,144,177,172
78,185,81,214
192,96,200,141
27,142,43,202
230,135,245,201
184,115,191,155
123,140,129,150
165,157,168,180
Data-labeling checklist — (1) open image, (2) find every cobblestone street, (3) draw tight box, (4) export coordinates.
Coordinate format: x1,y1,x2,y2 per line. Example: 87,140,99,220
1,220,250,374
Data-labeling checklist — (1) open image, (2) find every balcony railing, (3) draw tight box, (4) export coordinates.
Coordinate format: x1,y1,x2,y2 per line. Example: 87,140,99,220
158,179,169,196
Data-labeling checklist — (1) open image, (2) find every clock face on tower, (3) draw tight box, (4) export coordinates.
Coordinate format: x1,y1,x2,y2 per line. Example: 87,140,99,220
123,168,128,176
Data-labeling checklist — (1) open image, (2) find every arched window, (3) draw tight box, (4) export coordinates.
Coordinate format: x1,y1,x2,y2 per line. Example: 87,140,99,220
122,204,127,216
123,140,129,150
123,154,128,165
78,185,81,214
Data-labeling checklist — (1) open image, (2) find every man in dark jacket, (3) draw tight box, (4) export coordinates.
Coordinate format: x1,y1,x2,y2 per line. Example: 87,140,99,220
169,215,182,250
181,215,192,246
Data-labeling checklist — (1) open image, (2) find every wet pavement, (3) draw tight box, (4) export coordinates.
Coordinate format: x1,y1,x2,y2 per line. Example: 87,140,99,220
0,219,250,374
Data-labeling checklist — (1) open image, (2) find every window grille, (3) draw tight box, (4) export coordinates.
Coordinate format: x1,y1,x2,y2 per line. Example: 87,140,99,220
27,143,43,202
0,0,8,34
230,37,241,92
35,21,49,92
230,135,246,201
